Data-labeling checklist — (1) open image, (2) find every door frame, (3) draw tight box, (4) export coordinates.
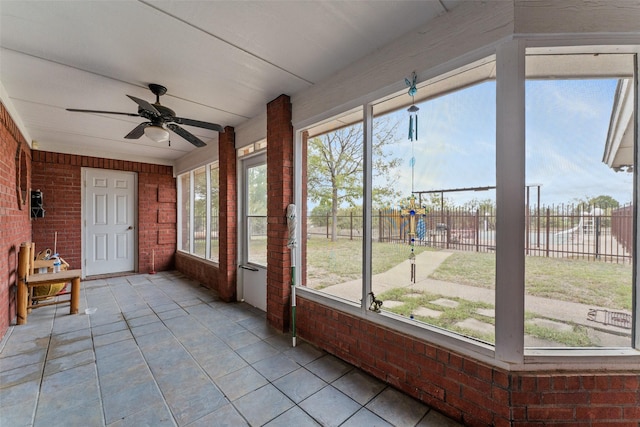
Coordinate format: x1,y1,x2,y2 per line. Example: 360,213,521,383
237,152,267,310
81,167,138,278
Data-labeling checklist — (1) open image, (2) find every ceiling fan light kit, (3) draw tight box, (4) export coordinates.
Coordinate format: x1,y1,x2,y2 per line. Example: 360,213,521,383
144,125,170,143
67,84,223,147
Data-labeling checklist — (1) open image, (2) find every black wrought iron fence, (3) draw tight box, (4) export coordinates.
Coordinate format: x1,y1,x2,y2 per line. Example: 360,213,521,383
307,203,633,264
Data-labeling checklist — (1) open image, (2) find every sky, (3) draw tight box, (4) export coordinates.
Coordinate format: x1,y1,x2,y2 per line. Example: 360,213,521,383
378,78,633,208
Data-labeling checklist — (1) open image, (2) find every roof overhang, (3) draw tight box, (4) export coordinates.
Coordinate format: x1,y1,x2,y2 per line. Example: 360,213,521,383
603,78,635,172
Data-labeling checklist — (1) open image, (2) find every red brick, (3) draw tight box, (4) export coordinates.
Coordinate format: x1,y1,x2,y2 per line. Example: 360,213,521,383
592,423,640,427
520,376,537,392
493,370,510,388
576,407,623,420
614,375,640,390
511,391,541,405
541,391,589,405
623,406,640,418
590,391,638,405
527,407,575,421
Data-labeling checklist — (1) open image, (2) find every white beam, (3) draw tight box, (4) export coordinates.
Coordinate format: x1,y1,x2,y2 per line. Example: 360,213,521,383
495,38,526,364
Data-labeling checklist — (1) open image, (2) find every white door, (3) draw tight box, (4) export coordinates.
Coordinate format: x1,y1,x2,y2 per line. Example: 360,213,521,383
239,154,267,311
84,168,136,276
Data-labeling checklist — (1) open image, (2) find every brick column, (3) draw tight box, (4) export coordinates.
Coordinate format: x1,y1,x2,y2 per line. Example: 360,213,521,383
218,126,237,302
266,94,294,332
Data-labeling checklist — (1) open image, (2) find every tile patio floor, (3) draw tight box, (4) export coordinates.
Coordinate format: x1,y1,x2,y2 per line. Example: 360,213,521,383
0,271,462,426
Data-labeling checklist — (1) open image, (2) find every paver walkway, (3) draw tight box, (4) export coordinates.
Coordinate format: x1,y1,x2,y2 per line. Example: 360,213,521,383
321,250,630,347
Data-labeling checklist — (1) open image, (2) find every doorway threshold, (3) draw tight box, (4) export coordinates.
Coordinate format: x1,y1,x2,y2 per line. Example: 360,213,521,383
84,271,136,281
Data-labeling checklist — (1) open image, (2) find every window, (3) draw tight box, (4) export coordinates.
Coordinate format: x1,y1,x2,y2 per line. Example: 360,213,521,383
193,167,207,257
524,51,635,348
370,59,497,344
302,108,364,304
246,161,267,266
298,44,638,359
179,173,191,252
209,164,220,263
177,162,220,262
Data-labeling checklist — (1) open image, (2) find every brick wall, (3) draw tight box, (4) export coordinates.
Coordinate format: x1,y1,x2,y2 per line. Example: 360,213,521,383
175,252,220,289
217,126,237,301
31,151,175,273
266,94,294,332
0,102,32,336
296,297,640,426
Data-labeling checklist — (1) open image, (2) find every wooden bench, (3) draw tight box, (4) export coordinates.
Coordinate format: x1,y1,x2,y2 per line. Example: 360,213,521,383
17,242,81,325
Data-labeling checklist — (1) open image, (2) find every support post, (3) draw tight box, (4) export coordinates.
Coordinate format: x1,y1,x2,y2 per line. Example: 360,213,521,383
17,242,30,325
70,277,80,314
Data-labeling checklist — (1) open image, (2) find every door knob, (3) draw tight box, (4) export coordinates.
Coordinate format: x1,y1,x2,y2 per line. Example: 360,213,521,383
127,226,134,230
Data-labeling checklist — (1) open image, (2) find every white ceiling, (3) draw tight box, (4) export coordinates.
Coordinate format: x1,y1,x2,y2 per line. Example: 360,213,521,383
0,0,460,165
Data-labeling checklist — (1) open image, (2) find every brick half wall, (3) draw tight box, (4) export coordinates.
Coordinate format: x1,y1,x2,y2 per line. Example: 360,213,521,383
296,297,640,426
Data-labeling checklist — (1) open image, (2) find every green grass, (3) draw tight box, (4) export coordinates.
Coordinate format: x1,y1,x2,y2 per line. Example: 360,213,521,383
305,239,630,346
377,287,496,343
430,251,632,309
306,238,430,289
377,287,596,346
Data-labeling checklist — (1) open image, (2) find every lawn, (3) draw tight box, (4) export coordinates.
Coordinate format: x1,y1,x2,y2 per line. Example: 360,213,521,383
306,238,430,289
430,251,632,310
303,238,631,346
376,287,594,346
306,239,632,310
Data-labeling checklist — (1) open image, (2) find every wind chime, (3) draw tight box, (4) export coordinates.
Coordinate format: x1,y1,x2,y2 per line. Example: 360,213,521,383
400,72,427,292
400,195,426,284
406,72,419,141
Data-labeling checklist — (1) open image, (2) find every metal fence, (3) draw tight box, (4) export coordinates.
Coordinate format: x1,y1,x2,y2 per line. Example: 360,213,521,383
308,203,633,264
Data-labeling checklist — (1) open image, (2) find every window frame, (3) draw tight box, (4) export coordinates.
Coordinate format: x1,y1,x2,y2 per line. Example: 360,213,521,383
177,161,221,264
294,38,640,368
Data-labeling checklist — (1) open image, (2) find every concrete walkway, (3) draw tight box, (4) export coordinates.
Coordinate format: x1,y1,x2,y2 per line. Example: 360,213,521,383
321,250,631,347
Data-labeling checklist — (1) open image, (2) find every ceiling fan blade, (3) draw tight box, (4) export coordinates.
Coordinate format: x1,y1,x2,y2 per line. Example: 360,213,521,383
66,108,140,117
126,95,161,117
172,117,224,132
167,123,206,147
124,122,151,139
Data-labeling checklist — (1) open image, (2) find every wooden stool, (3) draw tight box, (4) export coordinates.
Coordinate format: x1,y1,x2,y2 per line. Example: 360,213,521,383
17,242,81,325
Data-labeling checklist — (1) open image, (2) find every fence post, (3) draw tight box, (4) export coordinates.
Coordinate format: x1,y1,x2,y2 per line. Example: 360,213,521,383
545,207,550,257
446,210,451,249
525,200,530,255
350,211,353,240
475,209,480,252
326,212,329,239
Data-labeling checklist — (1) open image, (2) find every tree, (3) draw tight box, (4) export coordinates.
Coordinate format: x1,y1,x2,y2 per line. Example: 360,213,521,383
572,194,620,213
307,119,402,241
586,195,620,210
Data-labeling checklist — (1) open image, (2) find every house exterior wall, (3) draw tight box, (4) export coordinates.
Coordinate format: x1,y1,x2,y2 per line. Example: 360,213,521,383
30,151,176,275
0,101,32,335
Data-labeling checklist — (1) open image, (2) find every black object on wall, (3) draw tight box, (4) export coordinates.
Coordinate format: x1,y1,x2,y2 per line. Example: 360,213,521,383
31,190,45,218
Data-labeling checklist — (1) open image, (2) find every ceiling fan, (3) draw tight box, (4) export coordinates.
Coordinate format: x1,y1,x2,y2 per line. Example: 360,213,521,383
67,83,224,147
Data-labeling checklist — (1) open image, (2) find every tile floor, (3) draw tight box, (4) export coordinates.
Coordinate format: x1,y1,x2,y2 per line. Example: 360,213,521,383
0,271,462,426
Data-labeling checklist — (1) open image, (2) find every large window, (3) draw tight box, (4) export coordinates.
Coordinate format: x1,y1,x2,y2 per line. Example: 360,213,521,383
371,59,497,344
524,51,635,348
178,162,220,262
303,108,364,305
298,45,638,358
